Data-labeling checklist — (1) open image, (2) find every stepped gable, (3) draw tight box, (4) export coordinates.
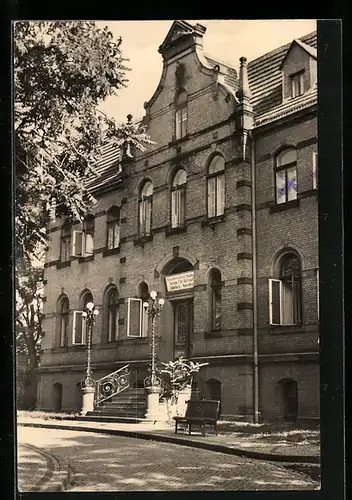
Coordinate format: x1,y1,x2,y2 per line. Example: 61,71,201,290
248,31,317,117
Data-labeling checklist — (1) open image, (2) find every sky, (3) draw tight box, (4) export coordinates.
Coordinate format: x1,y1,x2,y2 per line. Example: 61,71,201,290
96,19,317,124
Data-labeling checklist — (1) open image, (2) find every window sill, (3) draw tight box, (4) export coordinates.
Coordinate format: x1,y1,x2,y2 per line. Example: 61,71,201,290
133,235,153,246
269,324,303,333
204,330,222,339
116,337,150,345
168,135,190,147
270,199,300,213
56,260,71,269
102,247,121,257
78,255,95,263
165,225,187,236
201,214,226,228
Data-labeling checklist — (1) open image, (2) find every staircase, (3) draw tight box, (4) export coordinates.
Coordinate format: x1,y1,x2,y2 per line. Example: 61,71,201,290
76,365,148,423
85,387,147,423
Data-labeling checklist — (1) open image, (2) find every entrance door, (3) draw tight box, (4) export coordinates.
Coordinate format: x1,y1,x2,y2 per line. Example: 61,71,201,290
174,300,193,359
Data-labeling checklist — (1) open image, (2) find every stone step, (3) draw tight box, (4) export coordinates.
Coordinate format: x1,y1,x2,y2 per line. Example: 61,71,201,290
89,409,146,418
77,414,145,424
99,402,146,409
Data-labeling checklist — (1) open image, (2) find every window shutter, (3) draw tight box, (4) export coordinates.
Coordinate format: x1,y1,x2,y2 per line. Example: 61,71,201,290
269,279,282,325
127,298,142,337
171,190,178,227
208,177,216,218
142,309,149,337
316,268,320,322
72,310,85,344
216,174,225,216
175,110,182,140
85,233,94,255
72,230,84,257
312,151,317,190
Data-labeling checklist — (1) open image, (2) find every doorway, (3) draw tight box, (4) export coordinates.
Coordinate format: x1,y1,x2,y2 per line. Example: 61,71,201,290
53,382,63,412
279,378,298,421
173,299,193,359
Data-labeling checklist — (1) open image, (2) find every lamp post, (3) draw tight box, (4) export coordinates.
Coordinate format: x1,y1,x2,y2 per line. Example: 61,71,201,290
81,301,99,415
143,291,164,421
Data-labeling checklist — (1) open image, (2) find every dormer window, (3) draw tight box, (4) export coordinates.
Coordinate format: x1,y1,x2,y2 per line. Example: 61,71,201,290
290,71,305,98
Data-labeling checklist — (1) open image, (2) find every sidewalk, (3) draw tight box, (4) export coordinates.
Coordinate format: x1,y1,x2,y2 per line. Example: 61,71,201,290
17,416,320,464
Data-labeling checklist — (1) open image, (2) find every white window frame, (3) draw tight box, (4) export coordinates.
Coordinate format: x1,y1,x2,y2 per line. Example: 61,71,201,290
312,151,318,190
269,278,282,325
316,268,320,323
126,298,142,338
72,310,86,345
290,72,304,98
72,230,84,257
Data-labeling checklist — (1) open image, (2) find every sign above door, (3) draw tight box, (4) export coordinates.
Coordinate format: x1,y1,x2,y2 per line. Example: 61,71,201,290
165,271,194,293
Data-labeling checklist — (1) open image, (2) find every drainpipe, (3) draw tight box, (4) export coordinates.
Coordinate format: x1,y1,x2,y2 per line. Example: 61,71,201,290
250,130,259,424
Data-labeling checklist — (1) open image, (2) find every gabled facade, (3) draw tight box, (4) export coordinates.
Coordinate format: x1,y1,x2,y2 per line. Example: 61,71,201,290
37,21,319,422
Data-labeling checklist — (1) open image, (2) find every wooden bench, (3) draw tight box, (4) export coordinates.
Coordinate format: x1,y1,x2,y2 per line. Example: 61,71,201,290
173,399,220,436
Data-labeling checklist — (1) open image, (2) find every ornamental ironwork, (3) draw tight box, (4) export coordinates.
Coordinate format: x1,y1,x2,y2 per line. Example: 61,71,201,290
95,365,130,405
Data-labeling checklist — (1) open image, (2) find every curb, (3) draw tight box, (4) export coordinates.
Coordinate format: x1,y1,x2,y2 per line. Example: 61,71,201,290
19,443,74,492
18,421,320,465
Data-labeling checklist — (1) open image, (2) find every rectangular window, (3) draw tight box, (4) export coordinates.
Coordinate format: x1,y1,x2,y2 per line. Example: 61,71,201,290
316,268,320,322
72,230,84,257
207,174,225,218
108,308,119,342
107,222,120,249
312,151,318,190
61,232,71,262
60,313,69,347
175,107,187,140
290,72,304,98
171,187,185,228
72,310,86,344
140,198,152,236
269,279,282,325
126,298,142,337
276,167,297,204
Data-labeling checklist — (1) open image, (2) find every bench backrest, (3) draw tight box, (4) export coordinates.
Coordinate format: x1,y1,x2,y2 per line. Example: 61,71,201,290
184,399,220,420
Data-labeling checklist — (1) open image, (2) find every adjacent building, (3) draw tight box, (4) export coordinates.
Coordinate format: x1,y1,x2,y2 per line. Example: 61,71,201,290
37,20,319,422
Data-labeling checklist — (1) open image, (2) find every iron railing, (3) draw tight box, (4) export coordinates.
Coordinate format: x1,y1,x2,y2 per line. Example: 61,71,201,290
95,364,130,405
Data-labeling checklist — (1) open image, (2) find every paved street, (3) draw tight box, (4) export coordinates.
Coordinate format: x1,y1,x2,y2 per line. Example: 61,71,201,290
17,427,317,491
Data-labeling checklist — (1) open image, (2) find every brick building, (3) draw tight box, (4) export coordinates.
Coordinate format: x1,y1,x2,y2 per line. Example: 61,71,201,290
37,21,319,422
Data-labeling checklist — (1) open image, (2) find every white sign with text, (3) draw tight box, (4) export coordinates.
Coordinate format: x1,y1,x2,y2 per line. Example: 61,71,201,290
165,271,194,292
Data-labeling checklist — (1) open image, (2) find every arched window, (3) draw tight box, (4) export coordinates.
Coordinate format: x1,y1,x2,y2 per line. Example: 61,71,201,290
58,296,69,347
106,287,119,342
106,207,120,250
73,290,93,345
279,378,298,421
275,148,297,205
175,89,188,140
171,169,187,228
83,215,95,255
209,269,222,331
207,155,225,218
269,253,302,325
60,221,71,262
139,282,149,337
139,181,153,237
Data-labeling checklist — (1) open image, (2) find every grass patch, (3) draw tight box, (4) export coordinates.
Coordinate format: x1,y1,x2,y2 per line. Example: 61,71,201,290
17,410,78,420
217,420,320,445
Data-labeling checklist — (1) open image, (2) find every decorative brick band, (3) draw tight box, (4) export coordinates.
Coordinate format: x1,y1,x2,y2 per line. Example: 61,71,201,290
237,277,252,285
237,302,253,310
235,203,251,212
194,284,207,292
236,180,252,189
237,228,252,236
237,252,252,260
